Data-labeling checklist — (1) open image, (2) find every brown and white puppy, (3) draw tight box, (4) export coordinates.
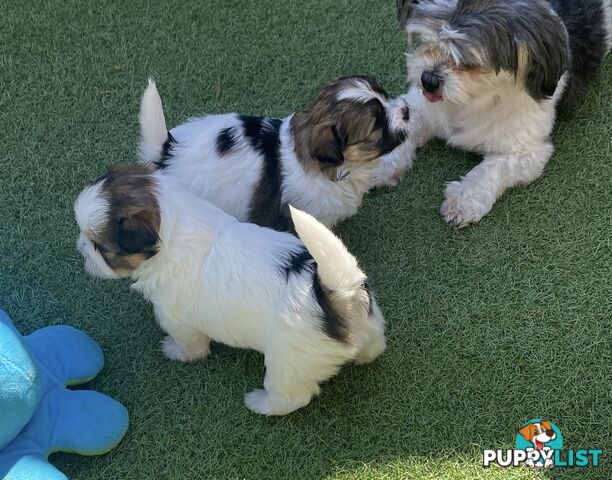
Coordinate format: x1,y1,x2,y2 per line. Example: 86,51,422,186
138,76,413,230
75,165,386,415
75,167,161,279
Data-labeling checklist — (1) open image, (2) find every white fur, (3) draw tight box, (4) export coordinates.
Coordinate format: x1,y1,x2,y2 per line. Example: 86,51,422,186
75,172,385,415
139,79,168,166
138,80,411,228
604,0,612,50
372,0,610,227
74,183,120,279
74,182,108,234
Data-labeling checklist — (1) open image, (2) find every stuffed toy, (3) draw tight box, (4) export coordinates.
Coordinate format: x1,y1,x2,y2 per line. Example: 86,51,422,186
0,309,128,479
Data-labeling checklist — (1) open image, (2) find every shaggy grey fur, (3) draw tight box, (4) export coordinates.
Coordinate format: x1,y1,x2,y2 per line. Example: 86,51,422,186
397,0,610,110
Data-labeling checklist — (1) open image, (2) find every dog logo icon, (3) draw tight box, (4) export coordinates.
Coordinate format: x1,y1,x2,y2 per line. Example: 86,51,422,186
484,418,602,469
516,419,563,468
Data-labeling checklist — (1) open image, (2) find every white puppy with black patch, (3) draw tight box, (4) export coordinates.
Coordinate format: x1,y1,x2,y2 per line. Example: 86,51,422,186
372,0,612,227
138,76,412,230
74,165,385,415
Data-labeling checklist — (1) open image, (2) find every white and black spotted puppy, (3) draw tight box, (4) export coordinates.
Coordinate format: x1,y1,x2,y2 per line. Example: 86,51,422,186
372,0,612,227
138,76,413,230
75,165,385,415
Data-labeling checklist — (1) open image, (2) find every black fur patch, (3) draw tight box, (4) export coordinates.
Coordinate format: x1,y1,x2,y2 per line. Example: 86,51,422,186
216,126,239,155
312,271,348,343
156,131,176,170
279,246,315,279
240,115,288,230
397,0,421,25
548,0,609,112
277,245,348,342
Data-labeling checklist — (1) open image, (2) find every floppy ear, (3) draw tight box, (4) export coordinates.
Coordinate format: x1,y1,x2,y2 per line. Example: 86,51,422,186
540,421,552,431
518,423,537,441
309,124,344,167
397,0,420,25
519,17,570,101
115,211,159,256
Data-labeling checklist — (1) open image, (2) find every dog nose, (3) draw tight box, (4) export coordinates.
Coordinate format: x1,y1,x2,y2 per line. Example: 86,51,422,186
421,71,441,93
546,430,555,437
402,106,410,121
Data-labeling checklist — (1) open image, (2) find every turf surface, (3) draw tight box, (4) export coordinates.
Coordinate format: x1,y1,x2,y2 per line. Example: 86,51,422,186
1,1,611,479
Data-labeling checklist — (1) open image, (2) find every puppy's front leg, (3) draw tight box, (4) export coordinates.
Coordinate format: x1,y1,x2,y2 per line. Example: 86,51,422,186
161,333,210,363
369,88,434,189
369,139,417,189
155,307,210,362
441,143,553,228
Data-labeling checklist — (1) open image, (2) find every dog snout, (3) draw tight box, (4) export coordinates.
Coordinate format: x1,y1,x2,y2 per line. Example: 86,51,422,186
401,106,410,121
546,430,555,438
421,71,442,93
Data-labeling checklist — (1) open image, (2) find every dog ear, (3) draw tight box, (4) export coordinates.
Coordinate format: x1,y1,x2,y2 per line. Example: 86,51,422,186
115,210,159,256
519,17,570,101
518,423,536,441
397,0,420,25
309,123,344,167
540,421,552,431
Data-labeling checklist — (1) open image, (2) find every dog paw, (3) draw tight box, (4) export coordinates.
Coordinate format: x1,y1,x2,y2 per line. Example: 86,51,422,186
441,181,492,228
244,389,274,415
244,389,311,416
370,164,406,189
161,336,209,362
370,144,414,189
354,336,386,365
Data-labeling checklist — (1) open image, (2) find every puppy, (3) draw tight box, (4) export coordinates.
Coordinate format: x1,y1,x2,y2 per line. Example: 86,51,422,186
138,76,412,230
74,165,385,415
372,0,612,227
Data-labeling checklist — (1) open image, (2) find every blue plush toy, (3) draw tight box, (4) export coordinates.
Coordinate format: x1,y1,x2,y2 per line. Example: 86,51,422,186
0,309,128,479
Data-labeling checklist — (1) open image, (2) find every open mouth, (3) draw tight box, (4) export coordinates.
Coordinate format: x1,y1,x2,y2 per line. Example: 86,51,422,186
423,91,443,103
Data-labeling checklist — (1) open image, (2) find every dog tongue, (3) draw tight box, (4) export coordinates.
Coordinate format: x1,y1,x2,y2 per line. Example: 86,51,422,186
423,91,442,103
536,440,544,450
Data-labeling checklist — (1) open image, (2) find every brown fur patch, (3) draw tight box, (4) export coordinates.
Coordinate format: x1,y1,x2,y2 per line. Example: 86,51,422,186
291,76,404,178
90,165,161,275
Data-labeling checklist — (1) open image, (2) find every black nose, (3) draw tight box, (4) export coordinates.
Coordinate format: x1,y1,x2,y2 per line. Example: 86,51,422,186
421,71,441,93
402,106,410,121
546,430,555,437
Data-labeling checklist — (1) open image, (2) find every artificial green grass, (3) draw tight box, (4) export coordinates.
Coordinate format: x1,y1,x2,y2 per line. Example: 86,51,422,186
1,1,610,479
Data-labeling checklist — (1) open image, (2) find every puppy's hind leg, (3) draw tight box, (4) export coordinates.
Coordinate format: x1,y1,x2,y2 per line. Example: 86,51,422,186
244,347,346,416
354,300,386,366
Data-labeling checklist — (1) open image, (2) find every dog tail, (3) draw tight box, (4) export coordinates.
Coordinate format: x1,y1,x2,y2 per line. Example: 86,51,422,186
290,205,385,354
138,78,169,166
289,205,365,292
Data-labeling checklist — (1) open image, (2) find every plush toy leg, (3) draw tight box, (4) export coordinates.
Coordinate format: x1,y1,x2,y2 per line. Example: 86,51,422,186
1,454,67,480
24,326,104,386
45,389,129,455
0,389,128,478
